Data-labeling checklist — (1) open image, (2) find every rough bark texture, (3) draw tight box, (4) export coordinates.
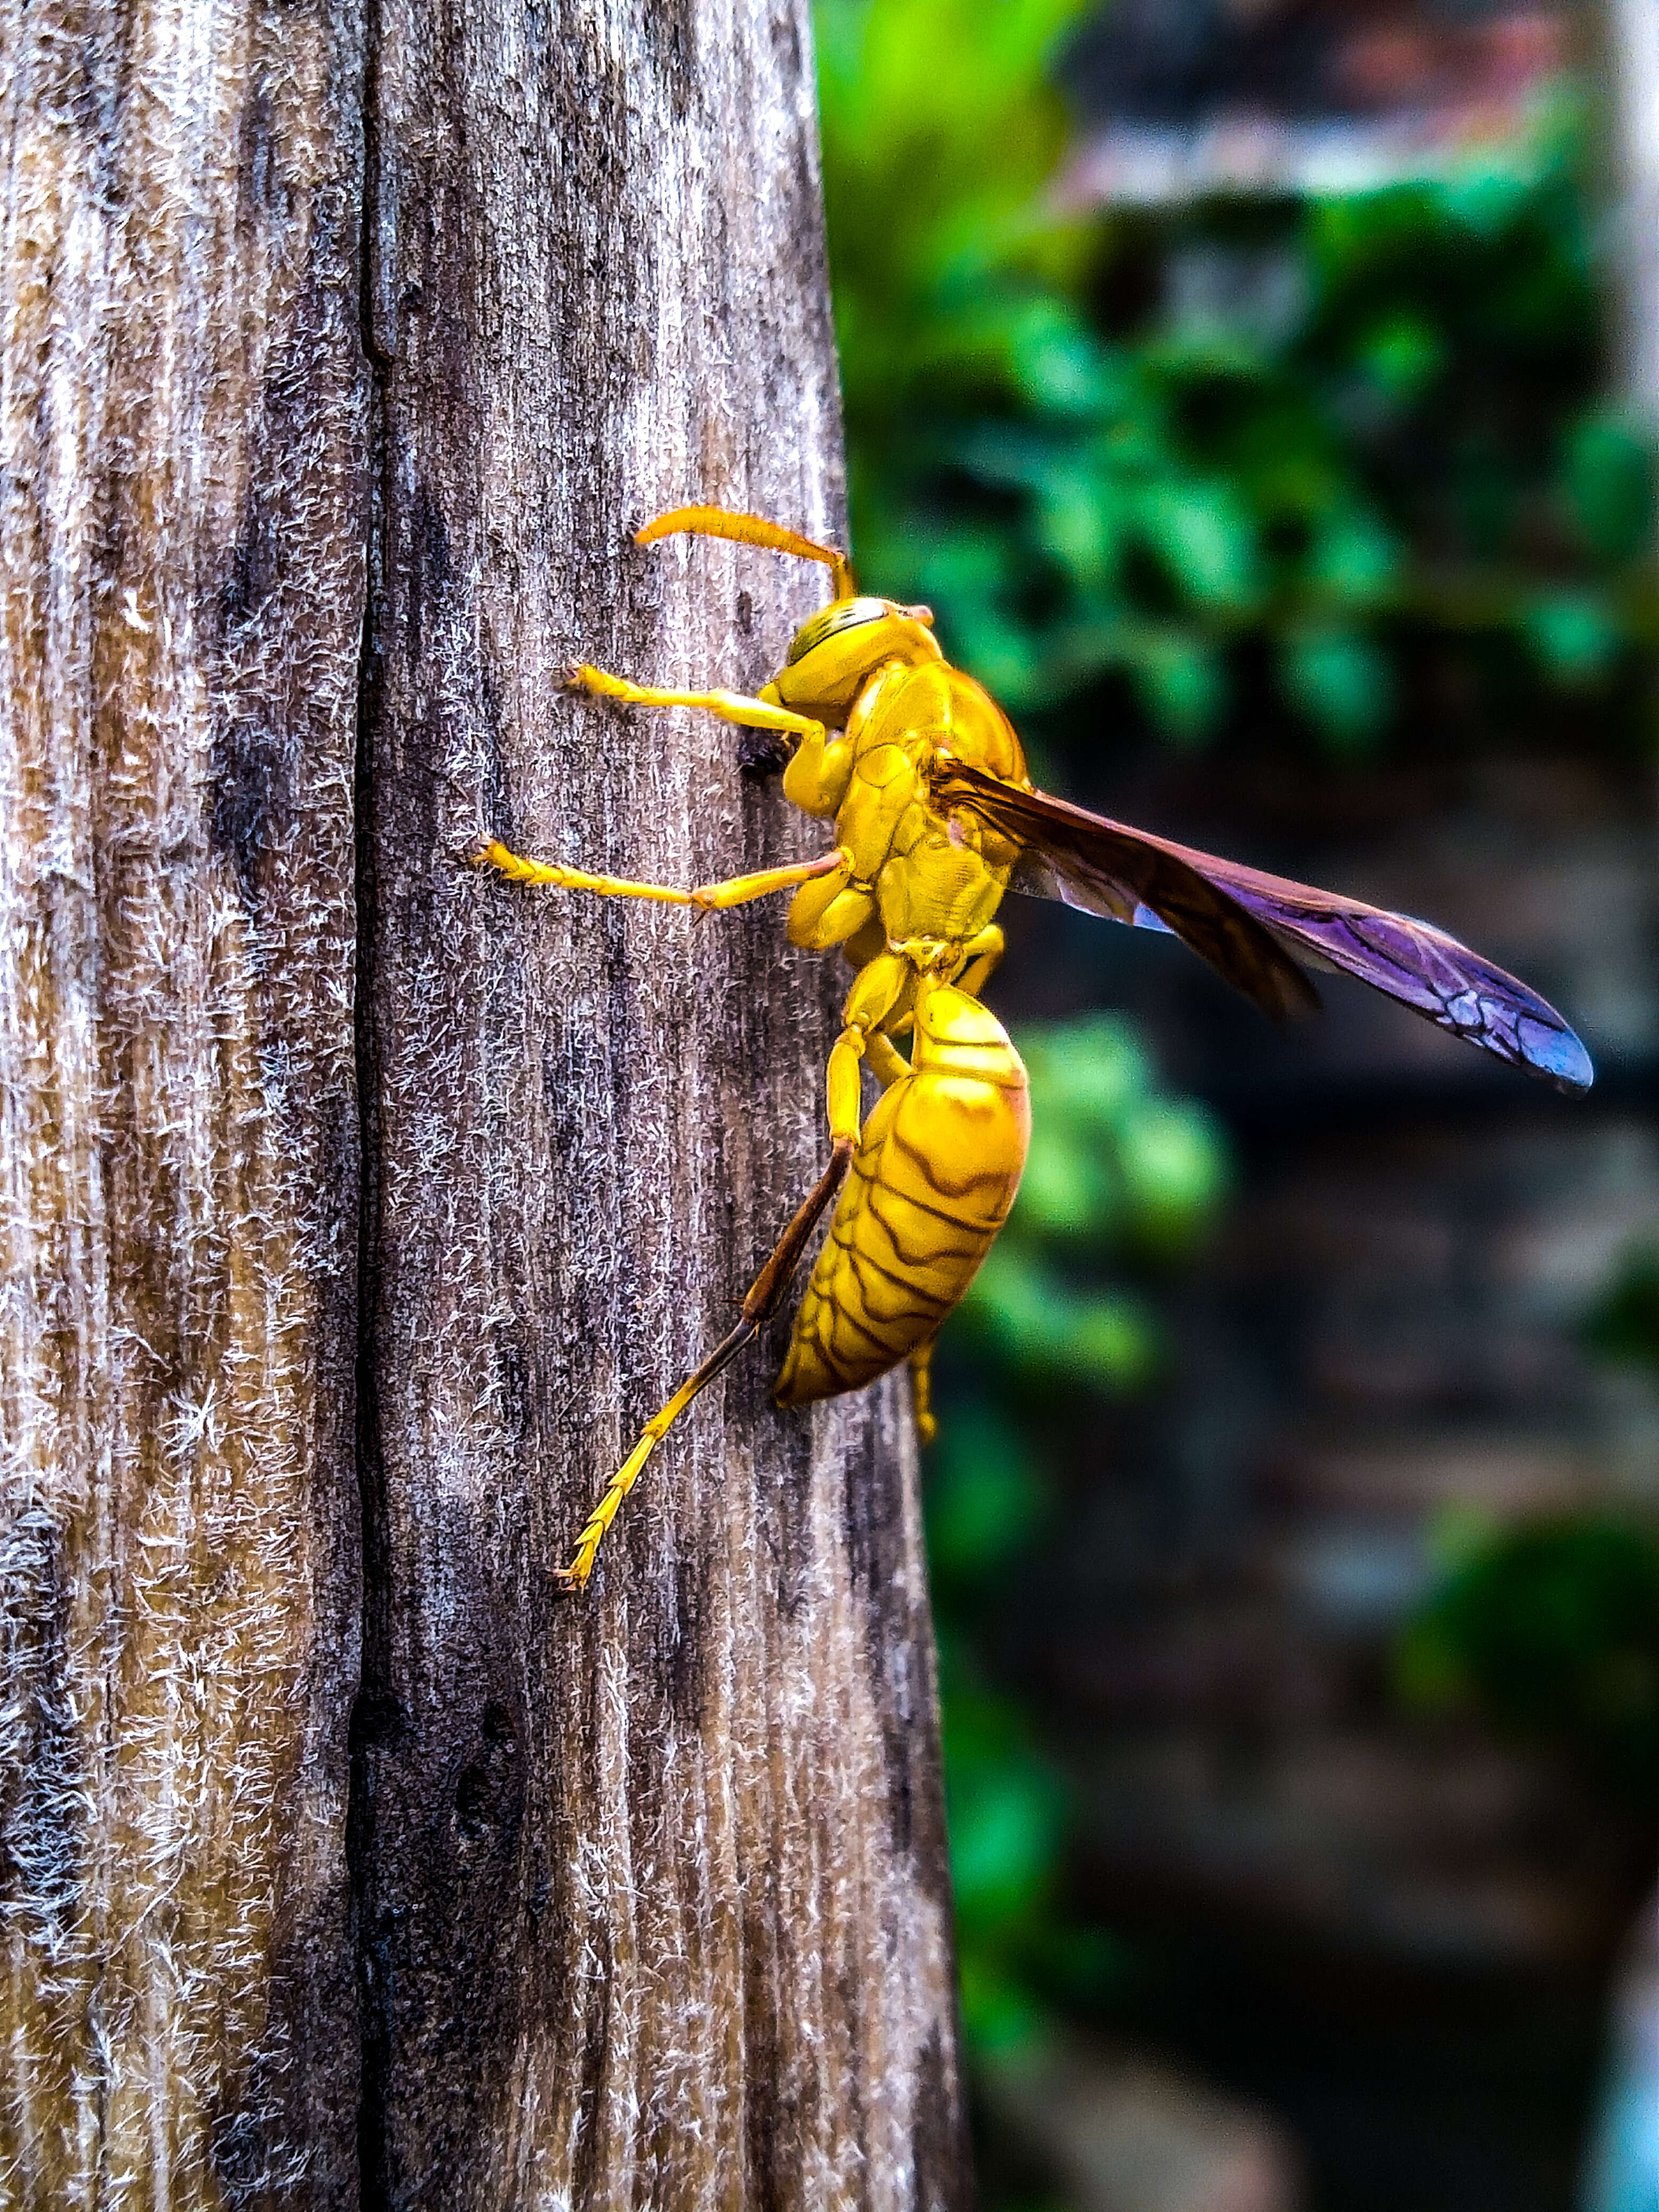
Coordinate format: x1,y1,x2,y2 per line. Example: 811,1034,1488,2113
355,4,969,2205
2,0,970,2205
1,0,368,2199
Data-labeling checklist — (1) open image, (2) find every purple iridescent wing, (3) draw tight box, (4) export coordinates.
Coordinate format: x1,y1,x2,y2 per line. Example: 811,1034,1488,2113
930,757,1593,1096
931,760,1318,1021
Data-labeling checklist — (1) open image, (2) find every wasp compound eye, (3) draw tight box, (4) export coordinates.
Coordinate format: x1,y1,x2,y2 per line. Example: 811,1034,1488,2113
785,596,891,666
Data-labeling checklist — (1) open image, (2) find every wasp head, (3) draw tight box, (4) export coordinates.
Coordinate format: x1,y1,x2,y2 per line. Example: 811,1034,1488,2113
769,596,942,727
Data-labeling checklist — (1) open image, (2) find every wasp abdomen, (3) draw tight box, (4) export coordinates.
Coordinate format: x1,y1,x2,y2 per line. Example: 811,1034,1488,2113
775,987,1029,1409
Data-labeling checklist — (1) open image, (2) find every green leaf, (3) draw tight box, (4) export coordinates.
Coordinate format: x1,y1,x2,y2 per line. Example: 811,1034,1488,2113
1116,1101,1229,1249
1308,508,1400,608
1136,482,1260,613
1563,411,1656,562
1524,590,1620,689
1011,1123,1120,1242
1401,1516,1659,1805
947,1758,1063,1929
957,1953,1050,2056
962,1247,1158,1389
1356,311,1445,399
1020,1016,1146,1120
1005,298,1117,419
1280,625,1393,750
1128,628,1227,747
1034,473,1124,596
1583,1245,1659,1377
926,1411,1049,1580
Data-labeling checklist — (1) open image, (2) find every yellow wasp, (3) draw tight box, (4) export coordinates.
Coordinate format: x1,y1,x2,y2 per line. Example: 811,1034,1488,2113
475,505,1591,1590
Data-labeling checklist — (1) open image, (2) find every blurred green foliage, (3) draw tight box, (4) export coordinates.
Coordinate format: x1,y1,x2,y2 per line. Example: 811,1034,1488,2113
1583,1243,1659,1372
958,1017,1227,1390
1401,1248,1659,1807
1401,1517,1659,1807
923,1023,1228,2061
814,0,1657,2181
817,0,1657,752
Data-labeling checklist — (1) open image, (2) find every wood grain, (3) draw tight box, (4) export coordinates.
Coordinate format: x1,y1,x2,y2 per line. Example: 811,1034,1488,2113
0,0,367,2198
4,0,970,2203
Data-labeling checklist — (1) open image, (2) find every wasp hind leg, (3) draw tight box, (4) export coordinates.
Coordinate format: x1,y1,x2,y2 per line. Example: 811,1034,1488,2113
908,1342,939,1448
556,1138,854,1591
560,1004,877,1589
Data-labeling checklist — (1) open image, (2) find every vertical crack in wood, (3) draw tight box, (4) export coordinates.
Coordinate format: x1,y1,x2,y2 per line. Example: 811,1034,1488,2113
349,0,394,2193
5,0,372,2187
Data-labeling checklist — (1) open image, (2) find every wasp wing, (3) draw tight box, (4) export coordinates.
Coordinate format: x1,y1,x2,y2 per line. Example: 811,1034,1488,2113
932,757,1593,1096
933,760,1317,1020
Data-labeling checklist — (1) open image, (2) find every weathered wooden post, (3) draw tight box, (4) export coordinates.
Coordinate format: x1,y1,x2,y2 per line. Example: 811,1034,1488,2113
1,0,972,2202
1604,0,1659,420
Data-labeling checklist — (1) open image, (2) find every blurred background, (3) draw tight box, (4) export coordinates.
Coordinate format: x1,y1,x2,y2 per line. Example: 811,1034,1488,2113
810,3,1659,2207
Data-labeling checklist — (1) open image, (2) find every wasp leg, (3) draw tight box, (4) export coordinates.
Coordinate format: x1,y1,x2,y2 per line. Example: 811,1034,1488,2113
866,1032,912,1088
556,1137,855,1592
894,928,998,1457
473,840,845,911
569,662,825,747
889,924,1006,999
956,924,1005,1001
908,1342,939,1447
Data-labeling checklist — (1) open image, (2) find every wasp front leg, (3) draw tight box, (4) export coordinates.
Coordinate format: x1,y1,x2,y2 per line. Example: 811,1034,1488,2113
567,661,824,751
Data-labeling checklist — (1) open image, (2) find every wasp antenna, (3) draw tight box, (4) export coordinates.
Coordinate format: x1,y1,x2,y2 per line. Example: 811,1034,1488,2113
636,505,857,600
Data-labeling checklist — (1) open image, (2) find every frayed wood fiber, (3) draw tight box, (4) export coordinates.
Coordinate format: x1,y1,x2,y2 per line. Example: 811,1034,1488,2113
2,0,365,2198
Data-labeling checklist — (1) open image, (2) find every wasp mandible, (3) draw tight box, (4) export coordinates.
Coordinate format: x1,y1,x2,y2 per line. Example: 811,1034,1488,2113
475,506,1593,1591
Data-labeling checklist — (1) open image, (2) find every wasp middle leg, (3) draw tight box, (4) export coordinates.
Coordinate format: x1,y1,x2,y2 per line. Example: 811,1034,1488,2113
954,923,1005,1001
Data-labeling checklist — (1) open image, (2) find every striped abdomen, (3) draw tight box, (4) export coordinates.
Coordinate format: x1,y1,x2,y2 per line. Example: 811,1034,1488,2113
775,986,1030,1409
